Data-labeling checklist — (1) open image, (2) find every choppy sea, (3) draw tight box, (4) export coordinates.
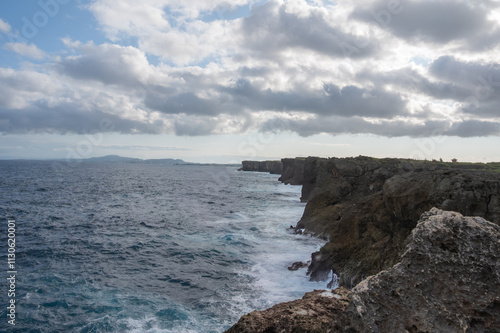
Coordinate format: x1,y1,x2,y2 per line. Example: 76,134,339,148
0,161,326,332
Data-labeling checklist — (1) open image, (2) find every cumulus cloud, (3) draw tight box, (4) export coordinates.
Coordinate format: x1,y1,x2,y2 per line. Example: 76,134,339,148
88,0,249,65
0,0,499,140
218,79,407,117
4,43,46,60
240,1,378,59
56,42,152,86
88,0,251,37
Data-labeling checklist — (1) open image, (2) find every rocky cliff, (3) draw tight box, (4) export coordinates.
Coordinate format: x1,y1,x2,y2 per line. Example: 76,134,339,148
239,160,283,174
287,156,500,287
226,208,500,332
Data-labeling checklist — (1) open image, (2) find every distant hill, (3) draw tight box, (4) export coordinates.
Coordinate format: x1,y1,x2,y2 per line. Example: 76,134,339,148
84,155,187,164
86,155,142,162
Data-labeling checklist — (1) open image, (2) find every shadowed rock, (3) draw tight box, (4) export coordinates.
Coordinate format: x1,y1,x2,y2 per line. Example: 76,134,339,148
239,160,283,174
292,157,500,287
287,261,309,271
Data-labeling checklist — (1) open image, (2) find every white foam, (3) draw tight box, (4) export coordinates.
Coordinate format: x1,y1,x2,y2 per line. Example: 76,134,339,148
120,316,200,333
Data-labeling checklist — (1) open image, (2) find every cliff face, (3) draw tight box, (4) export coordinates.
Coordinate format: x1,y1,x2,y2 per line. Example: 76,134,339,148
284,156,500,287
279,158,305,185
226,208,500,333
240,160,283,174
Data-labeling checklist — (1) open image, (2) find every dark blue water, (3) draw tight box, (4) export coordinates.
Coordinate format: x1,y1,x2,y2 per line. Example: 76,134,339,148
0,161,325,332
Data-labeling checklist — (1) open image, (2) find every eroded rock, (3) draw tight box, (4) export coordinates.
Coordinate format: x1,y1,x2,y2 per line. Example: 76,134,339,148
224,288,352,333
347,208,500,333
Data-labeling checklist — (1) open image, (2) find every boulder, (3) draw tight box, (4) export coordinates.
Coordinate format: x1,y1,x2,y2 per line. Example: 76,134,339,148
347,208,500,332
224,288,352,333
287,261,309,271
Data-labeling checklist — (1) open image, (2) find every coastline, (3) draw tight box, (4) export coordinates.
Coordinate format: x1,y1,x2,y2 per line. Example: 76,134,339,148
228,156,500,332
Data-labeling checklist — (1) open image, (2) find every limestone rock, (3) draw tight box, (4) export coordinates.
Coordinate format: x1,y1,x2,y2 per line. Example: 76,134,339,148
347,208,500,333
224,288,352,333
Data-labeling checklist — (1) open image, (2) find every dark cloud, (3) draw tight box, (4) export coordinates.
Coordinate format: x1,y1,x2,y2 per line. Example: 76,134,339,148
447,119,500,137
145,91,217,116
429,56,500,86
0,102,163,135
141,75,408,119
219,79,407,118
241,1,378,59
429,56,500,117
357,67,471,101
356,56,500,120
260,116,500,138
351,0,500,49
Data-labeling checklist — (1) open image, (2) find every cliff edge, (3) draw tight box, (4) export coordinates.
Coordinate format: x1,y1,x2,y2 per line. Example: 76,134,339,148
291,156,500,287
239,160,283,174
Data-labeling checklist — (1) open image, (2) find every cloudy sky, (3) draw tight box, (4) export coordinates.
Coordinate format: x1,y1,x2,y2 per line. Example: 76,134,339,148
0,0,499,163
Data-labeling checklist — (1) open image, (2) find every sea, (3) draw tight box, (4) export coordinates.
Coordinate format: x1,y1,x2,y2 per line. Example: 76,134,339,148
0,161,327,333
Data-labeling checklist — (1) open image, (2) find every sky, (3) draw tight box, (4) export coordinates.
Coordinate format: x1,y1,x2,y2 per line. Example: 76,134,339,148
0,0,499,163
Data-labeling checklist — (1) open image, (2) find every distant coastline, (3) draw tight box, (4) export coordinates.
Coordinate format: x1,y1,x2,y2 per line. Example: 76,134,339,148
0,155,241,167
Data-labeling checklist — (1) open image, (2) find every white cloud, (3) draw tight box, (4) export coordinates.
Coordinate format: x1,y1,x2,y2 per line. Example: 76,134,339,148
56,41,153,85
138,19,239,65
0,18,10,34
88,0,248,65
4,43,46,60
1,0,500,139
89,0,252,31
88,0,170,40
